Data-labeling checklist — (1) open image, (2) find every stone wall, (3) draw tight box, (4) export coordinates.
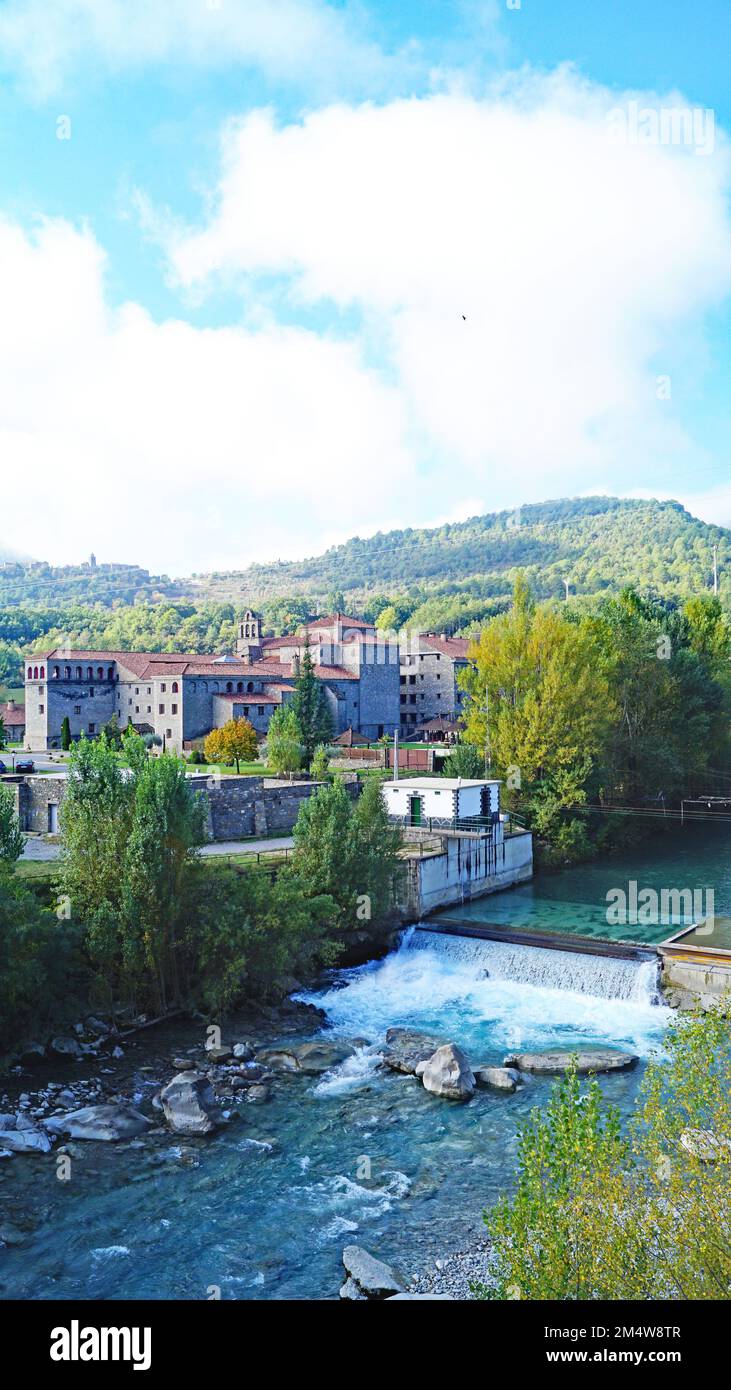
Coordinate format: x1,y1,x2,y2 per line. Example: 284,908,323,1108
11,772,360,841
12,775,66,835
660,953,731,1011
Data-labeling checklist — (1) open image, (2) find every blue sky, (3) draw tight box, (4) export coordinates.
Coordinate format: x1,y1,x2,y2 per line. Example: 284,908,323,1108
1,0,730,575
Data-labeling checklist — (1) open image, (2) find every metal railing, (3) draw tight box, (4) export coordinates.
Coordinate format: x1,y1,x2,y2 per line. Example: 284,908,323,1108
390,812,498,834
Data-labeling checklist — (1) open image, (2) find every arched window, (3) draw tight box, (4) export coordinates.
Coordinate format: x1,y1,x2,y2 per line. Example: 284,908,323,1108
87,667,93,680
247,681,254,693
65,666,71,680
108,667,114,680
172,681,179,693
52,666,60,680
97,667,103,681
226,681,233,693
236,681,243,693
40,666,45,679
76,666,82,679
27,666,33,680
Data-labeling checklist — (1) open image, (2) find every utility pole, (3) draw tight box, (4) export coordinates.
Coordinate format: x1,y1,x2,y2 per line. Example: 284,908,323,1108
484,685,490,775
712,544,719,595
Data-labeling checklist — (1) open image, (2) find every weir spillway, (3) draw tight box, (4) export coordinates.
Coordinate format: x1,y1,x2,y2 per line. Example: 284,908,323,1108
405,924,660,1003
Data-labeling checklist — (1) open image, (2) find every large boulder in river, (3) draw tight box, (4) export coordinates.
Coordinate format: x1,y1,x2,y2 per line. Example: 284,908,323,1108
290,1041,356,1074
341,1245,404,1299
0,1127,52,1154
45,1104,150,1142
419,1043,475,1101
50,1036,82,1057
381,1028,443,1076
474,1065,520,1092
504,1049,637,1075
160,1072,221,1135
255,1047,301,1073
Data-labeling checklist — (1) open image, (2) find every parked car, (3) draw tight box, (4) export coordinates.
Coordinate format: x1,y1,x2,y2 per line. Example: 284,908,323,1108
15,759,34,773
0,760,7,775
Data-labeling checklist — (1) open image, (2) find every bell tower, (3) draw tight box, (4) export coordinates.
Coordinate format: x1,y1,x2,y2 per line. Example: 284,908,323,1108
236,608,263,663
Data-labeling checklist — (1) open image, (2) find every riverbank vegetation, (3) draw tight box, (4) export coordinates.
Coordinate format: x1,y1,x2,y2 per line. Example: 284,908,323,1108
459,577,731,864
0,734,401,1055
479,1008,731,1300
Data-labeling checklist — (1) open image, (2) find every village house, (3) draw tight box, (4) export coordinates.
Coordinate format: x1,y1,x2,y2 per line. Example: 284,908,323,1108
399,632,470,736
0,699,25,744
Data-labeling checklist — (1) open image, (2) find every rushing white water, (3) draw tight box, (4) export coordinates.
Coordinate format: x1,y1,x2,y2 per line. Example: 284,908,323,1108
301,925,670,1063
406,927,660,1002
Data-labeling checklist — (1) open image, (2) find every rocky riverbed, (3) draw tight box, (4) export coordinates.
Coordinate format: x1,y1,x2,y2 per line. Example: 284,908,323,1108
0,928,668,1300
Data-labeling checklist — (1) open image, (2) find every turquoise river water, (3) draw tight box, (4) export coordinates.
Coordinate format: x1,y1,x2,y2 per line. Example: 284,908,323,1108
0,823,728,1300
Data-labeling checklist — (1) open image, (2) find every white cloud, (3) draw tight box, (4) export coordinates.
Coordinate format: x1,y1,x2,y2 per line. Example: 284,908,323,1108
168,75,731,509
4,71,731,577
0,0,405,100
0,217,416,572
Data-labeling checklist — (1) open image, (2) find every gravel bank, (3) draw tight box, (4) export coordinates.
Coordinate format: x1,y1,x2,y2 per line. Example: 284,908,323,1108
409,1234,496,1299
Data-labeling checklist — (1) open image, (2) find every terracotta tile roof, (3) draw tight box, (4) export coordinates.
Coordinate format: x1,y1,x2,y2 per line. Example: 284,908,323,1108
0,702,25,726
418,634,470,659
260,635,299,650
314,664,358,681
214,692,280,704
30,647,359,684
309,612,373,630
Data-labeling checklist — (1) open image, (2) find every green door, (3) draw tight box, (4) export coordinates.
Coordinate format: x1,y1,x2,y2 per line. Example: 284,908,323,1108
409,795,423,826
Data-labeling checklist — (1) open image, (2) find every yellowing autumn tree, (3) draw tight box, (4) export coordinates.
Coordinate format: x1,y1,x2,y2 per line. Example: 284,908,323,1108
460,575,616,858
204,718,258,773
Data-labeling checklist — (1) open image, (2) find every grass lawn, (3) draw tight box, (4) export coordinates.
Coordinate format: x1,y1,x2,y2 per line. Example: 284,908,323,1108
212,849,291,870
14,859,58,882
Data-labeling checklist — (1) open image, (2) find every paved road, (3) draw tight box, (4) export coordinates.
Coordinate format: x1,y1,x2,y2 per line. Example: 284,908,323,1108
199,837,294,856
21,835,294,862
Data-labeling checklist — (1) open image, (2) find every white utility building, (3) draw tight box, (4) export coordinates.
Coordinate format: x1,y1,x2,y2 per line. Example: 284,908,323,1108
381,777,501,828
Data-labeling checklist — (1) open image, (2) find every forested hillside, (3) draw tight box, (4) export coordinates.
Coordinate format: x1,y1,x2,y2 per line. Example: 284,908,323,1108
192,497,731,635
1,497,729,692
0,559,182,607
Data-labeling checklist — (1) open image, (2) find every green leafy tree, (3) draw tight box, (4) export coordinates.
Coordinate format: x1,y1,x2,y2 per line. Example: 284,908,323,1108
349,776,402,924
460,575,616,859
478,1009,731,1301
0,784,24,865
292,778,354,920
186,862,340,1014
122,755,207,1012
443,741,483,779
292,777,400,931
100,713,123,748
310,743,331,782
293,639,334,767
265,706,303,776
60,715,72,751
0,873,87,1055
0,715,5,750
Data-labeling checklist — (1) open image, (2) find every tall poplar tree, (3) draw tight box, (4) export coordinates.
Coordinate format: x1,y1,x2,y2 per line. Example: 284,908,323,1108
293,639,334,768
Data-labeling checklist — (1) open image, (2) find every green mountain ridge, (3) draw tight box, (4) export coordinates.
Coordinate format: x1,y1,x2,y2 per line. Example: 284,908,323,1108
189,496,730,631
1,499,728,689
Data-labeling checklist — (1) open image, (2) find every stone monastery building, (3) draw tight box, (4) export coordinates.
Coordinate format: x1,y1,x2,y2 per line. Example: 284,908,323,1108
24,610,423,753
